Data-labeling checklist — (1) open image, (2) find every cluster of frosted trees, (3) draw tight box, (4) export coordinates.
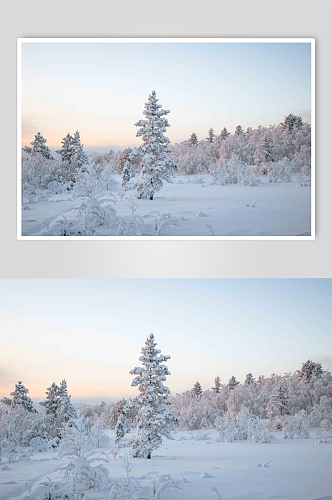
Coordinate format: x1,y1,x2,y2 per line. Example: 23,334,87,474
80,360,331,442
0,379,77,461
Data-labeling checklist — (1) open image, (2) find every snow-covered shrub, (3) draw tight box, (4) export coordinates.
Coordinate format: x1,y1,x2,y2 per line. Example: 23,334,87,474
58,414,110,498
117,197,143,236
253,163,271,177
109,454,184,500
28,478,74,500
283,410,310,439
316,419,332,443
296,165,311,187
109,454,140,500
210,156,258,186
153,213,182,236
71,165,117,235
268,158,292,183
48,181,63,194
218,408,271,443
266,416,286,432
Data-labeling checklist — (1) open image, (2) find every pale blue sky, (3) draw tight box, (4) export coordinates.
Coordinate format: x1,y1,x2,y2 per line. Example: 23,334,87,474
21,42,312,152
0,279,329,403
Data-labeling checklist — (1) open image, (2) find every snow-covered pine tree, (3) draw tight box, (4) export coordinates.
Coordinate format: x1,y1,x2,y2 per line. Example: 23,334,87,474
267,383,290,418
244,373,256,386
1,381,36,413
39,382,61,417
189,132,198,146
191,381,203,397
57,379,76,423
234,125,244,136
122,149,139,190
280,113,298,133
130,333,179,459
135,91,178,200
71,131,88,170
220,127,230,140
57,133,74,163
228,376,240,390
29,132,54,160
115,413,126,445
206,128,214,143
56,133,76,182
297,360,324,381
211,376,222,393
257,135,275,163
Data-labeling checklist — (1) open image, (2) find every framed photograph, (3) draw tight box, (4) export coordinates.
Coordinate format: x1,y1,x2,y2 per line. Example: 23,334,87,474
17,38,315,240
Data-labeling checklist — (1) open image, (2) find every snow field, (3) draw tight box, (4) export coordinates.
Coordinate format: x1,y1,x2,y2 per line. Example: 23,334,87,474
21,174,311,237
1,429,331,500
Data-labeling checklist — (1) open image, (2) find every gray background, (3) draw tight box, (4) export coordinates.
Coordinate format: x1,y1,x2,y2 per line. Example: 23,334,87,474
2,0,331,278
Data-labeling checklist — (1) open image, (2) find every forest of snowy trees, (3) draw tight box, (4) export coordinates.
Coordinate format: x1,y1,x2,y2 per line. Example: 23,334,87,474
22,109,311,199
1,356,331,462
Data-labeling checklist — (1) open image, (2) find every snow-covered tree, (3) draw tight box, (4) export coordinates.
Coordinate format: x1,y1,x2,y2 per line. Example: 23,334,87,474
129,333,179,458
115,413,126,445
297,360,324,381
57,133,74,163
228,376,240,390
280,113,298,133
255,135,274,164
244,373,256,386
71,130,88,170
234,125,244,136
135,91,178,200
220,127,230,141
206,128,214,143
267,383,290,418
211,376,222,393
39,382,61,417
122,149,139,190
57,379,76,424
189,132,198,146
28,132,54,160
191,381,203,398
1,381,36,413
90,419,109,448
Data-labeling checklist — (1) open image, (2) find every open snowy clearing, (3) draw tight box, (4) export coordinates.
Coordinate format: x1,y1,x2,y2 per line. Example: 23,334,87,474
2,429,331,500
21,174,311,237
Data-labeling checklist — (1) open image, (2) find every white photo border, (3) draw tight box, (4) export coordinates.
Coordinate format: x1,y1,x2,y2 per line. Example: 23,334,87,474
17,37,315,241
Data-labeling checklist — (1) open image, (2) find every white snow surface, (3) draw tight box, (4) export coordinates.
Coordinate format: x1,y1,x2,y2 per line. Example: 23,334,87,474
1,429,331,500
21,174,311,237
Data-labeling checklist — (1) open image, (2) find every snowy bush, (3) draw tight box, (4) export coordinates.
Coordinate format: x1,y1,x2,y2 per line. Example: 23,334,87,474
218,408,272,443
283,410,310,439
268,158,292,183
210,156,258,186
316,419,332,443
116,197,143,236
296,165,311,187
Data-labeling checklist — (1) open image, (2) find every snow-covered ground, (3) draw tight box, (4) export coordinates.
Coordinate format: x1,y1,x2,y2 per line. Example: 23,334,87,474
21,174,311,237
2,429,331,500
